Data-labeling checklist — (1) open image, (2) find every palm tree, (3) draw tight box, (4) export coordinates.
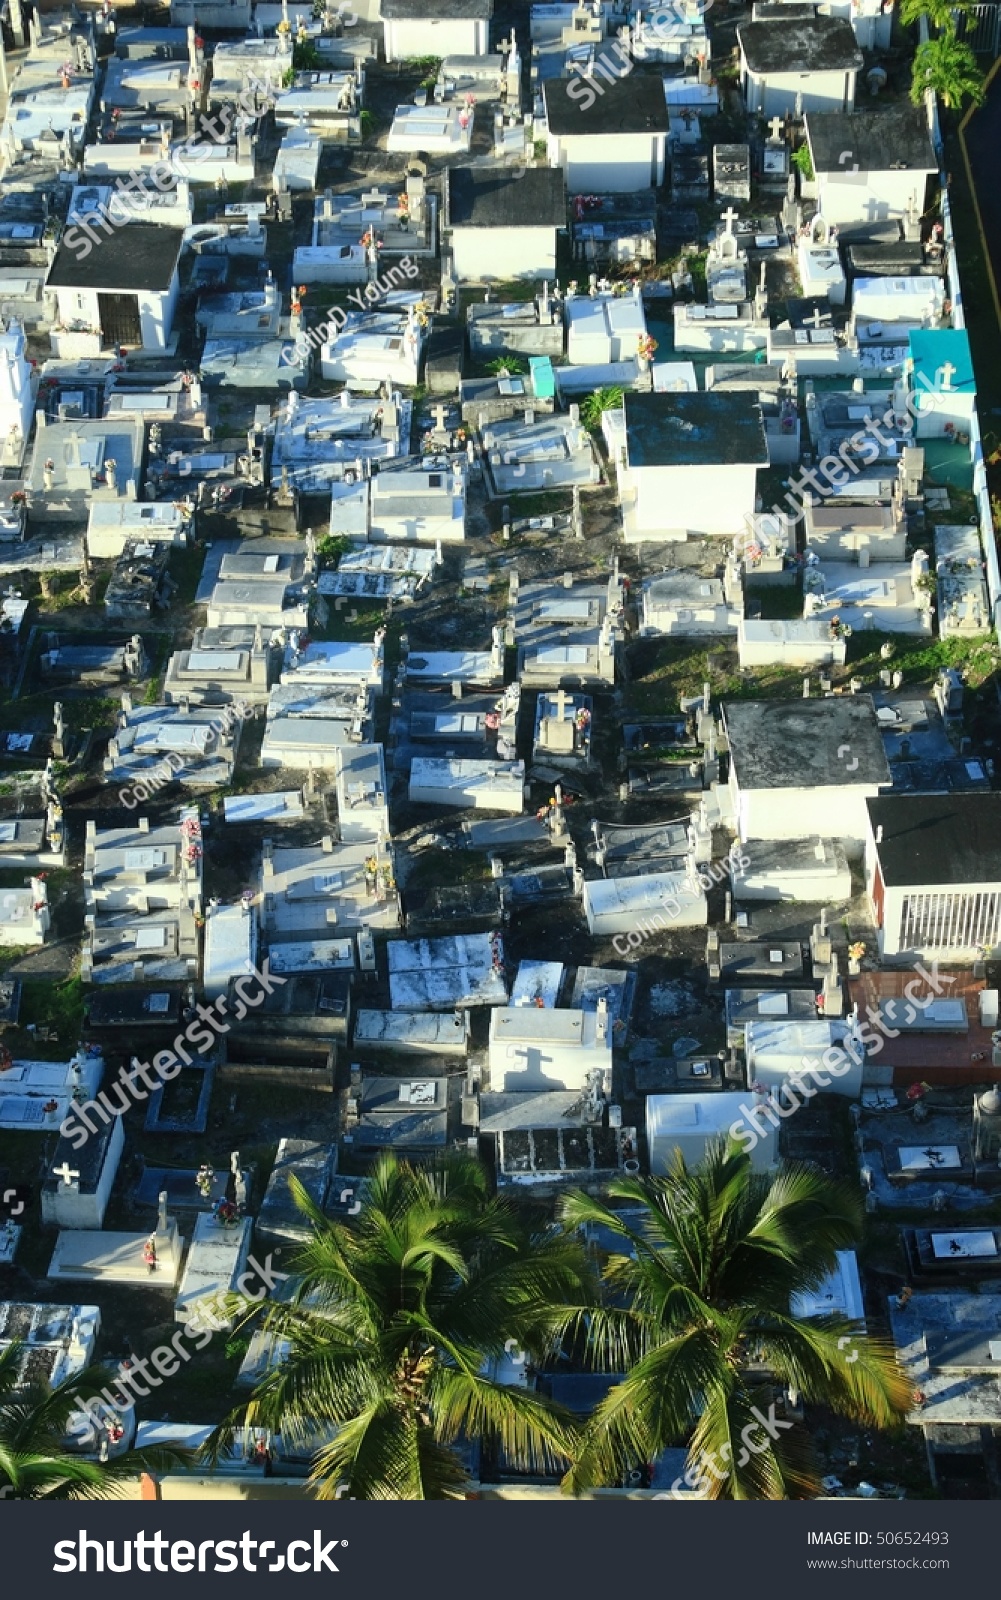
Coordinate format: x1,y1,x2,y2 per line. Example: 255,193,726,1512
214,1153,594,1499
910,34,986,108
560,1141,913,1499
899,0,972,36
0,1344,190,1498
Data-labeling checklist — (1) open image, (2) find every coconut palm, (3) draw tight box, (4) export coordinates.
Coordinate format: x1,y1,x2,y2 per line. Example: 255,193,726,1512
899,0,972,36
560,1141,913,1499
910,34,986,108
0,1344,191,1498
214,1153,593,1499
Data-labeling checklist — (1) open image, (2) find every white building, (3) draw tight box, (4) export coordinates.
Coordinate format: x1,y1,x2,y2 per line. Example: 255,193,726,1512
739,15,862,116
615,391,768,541
261,836,400,940
381,0,492,63
0,875,50,947
806,107,937,231
745,1018,865,1100
203,900,258,1002
723,697,892,854
737,618,847,670
852,275,945,334
87,500,192,560
543,75,669,194
565,286,647,364
647,1091,779,1175
865,794,1001,960
41,1115,125,1229
335,744,390,843
84,813,203,915
0,1301,101,1390
25,416,144,525
582,870,707,937
409,756,526,813
790,1250,865,1321
446,166,566,283
369,465,466,545
45,224,183,353
0,1050,103,1133
319,307,426,387
0,319,35,471
487,1006,612,1093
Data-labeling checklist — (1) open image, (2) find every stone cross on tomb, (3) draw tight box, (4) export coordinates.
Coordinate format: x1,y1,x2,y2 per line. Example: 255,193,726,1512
430,403,450,439
721,205,739,236
54,1161,79,1188
937,362,956,391
361,188,387,211
767,116,783,143
806,307,825,331
157,1190,169,1233
554,688,568,720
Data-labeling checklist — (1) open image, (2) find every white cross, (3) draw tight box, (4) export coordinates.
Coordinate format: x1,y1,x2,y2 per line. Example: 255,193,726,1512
806,307,825,330
360,188,387,210
937,361,956,391
430,403,450,433
767,115,784,142
721,205,739,235
54,1161,79,1186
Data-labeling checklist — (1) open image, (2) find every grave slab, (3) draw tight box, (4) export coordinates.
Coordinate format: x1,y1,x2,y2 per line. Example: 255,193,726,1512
175,1213,253,1327
49,1215,183,1288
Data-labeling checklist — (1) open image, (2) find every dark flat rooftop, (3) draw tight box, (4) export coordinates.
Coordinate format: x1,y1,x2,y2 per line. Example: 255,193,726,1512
867,793,1001,887
381,0,492,14
738,16,863,74
624,391,768,469
806,108,936,176
448,166,567,229
42,1114,120,1196
724,697,892,790
47,223,184,292
543,74,670,137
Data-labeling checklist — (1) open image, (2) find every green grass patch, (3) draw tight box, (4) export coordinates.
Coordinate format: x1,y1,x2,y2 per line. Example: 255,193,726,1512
18,972,86,1048
756,579,804,621
847,630,998,688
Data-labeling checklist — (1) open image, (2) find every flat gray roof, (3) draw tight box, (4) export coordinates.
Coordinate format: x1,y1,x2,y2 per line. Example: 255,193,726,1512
723,697,892,790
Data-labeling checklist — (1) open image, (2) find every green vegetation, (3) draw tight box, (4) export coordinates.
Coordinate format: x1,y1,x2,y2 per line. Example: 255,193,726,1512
580,386,624,432
688,251,708,299
0,1344,192,1498
899,0,972,33
19,973,86,1047
486,355,527,376
560,1145,913,1498
316,534,352,566
847,629,999,687
292,39,323,71
791,144,814,183
910,35,985,109
214,1153,587,1498
755,579,804,621
201,1145,914,1501
626,628,999,718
